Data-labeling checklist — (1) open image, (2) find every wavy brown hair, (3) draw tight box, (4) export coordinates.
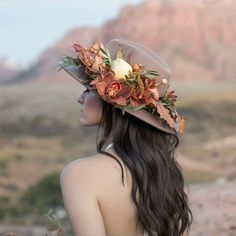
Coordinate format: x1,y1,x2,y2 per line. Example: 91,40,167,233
96,100,193,236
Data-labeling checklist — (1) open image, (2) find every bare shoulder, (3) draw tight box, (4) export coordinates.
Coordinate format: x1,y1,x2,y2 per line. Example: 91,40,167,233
60,154,136,235
60,153,129,194
60,155,114,235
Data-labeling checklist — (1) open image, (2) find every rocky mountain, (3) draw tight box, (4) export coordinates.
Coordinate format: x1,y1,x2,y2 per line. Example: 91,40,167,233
0,58,24,83
4,0,236,84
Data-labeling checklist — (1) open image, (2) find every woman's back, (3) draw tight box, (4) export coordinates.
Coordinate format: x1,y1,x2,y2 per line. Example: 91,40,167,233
93,148,146,236
61,144,148,235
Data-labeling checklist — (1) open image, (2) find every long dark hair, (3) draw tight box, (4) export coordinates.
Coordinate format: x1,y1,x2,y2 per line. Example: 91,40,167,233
96,100,193,236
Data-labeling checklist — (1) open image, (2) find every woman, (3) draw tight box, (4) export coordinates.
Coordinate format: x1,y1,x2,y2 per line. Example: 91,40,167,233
59,39,193,236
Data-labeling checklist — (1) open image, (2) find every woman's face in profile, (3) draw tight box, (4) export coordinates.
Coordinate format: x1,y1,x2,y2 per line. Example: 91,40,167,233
77,88,103,126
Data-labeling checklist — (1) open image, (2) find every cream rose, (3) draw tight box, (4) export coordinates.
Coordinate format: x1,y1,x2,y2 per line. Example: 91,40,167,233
111,58,133,80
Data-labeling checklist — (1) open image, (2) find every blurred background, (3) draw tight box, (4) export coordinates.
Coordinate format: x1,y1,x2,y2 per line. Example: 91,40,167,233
0,0,235,235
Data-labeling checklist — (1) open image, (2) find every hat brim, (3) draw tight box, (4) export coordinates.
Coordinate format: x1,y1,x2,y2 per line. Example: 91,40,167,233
124,109,176,135
62,64,176,135
62,64,89,88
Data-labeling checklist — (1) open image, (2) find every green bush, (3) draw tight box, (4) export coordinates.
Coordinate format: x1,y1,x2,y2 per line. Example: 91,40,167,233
0,159,8,176
19,170,64,214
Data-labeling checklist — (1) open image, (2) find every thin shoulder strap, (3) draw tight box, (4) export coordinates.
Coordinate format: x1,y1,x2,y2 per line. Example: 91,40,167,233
143,230,149,236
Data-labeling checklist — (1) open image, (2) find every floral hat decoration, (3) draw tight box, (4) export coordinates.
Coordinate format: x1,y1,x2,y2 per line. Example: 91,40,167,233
58,38,185,135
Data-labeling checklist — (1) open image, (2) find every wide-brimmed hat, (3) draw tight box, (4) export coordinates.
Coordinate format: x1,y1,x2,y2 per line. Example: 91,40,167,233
58,38,185,135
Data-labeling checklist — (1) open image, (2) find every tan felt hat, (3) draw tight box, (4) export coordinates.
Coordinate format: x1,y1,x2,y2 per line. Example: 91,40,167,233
60,38,184,135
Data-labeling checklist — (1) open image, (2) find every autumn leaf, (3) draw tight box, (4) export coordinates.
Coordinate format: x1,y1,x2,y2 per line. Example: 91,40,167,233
91,55,105,71
89,42,101,53
116,47,125,59
176,115,186,135
136,74,144,98
156,101,175,128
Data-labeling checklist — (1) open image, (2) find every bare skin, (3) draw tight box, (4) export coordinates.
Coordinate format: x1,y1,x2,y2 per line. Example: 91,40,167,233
60,88,144,236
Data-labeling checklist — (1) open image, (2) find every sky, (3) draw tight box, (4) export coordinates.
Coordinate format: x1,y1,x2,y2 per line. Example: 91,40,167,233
0,0,143,67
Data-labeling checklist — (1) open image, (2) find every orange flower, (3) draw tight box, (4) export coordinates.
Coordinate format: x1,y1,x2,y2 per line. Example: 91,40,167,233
107,82,121,98
90,71,132,106
142,77,160,101
130,87,146,107
131,86,143,100
129,76,160,107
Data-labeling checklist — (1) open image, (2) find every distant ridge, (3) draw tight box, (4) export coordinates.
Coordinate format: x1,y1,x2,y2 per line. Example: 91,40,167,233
3,0,235,84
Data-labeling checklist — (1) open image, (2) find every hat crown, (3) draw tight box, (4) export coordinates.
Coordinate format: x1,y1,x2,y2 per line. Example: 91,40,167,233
105,38,172,96
106,39,172,76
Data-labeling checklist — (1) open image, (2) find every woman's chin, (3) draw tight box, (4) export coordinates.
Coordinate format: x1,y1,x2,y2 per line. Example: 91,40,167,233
79,113,100,126
79,119,98,127
79,119,89,126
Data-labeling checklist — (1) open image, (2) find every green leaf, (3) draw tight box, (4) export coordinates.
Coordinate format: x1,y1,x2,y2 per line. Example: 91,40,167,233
141,70,160,78
126,76,136,83
43,209,62,232
104,58,111,66
57,57,81,72
100,47,112,65
100,48,109,59
162,83,170,98
99,47,107,56
105,48,112,63
125,104,147,111
148,70,160,75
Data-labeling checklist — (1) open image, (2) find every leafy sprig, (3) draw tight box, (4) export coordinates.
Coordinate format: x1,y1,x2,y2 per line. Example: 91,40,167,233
141,70,160,79
44,209,64,236
57,56,81,72
99,47,112,66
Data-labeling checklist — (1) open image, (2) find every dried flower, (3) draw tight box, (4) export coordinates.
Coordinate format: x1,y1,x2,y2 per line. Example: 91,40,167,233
132,63,140,71
162,78,168,84
167,90,177,102
92,71,132,106
111,58,133,80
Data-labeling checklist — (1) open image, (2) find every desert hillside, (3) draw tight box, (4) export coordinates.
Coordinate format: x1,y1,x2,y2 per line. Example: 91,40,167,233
2,0,236,84
0,81,235,235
